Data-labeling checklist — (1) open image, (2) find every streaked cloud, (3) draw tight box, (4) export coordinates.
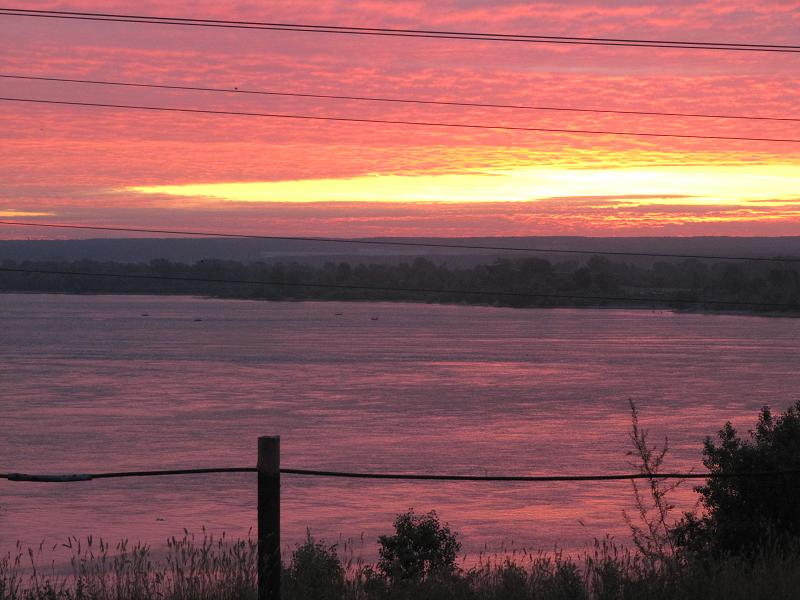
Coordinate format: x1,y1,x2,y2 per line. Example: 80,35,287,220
128,165,800,205
0,1,798,237
0,210,54,217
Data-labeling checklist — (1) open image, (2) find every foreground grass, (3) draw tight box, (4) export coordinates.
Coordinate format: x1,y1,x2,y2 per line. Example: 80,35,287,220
3,534,800,600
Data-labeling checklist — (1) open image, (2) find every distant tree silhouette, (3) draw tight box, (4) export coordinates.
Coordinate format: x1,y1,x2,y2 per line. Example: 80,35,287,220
587,255,618,293
573,266,592,290
1,254,798,312
720,263,746,294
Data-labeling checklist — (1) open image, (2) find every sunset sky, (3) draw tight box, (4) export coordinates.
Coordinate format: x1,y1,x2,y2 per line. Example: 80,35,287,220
1,1,799,238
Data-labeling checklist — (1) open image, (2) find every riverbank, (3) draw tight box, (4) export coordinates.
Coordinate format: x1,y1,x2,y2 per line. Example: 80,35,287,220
0,291,800,319
2,289,799,320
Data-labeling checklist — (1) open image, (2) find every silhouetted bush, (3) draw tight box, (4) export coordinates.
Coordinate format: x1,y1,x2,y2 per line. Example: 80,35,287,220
377,509,461,582
673,401,800,555
285,532,345,600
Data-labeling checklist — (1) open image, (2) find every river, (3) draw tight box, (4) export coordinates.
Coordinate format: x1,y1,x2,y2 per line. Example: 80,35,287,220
1,293,798,559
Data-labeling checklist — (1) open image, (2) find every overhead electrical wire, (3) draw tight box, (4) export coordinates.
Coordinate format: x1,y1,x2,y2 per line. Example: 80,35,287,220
0,8,799,53
2,97,800,144
3,73,798,124
2,220,800,264
1,265,798,310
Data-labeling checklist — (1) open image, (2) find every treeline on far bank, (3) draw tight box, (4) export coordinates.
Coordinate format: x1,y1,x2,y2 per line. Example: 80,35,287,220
1,255,799,312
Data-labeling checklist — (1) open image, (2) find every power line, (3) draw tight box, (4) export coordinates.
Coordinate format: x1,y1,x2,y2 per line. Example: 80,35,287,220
4,73,798,124
4,467,800,483
3,96,800,145
1,8,799,53
1,265,798,310
2,220,800,264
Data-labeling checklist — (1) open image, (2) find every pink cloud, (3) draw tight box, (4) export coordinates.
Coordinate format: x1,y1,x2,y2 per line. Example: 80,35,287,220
1,1,798,237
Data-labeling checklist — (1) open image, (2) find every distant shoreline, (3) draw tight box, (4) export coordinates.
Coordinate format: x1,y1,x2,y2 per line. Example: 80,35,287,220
4,290,798,319
2,255,797,317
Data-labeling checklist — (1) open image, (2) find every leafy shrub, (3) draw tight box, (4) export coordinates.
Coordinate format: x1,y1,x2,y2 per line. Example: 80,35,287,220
377,509,461,582
285,532,345,600
674,401,800,555
540,562,587,600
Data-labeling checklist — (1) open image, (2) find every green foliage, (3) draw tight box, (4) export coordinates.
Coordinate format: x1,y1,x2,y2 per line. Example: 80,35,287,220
377,510,461,582
285,532,345,600
674,400,800,555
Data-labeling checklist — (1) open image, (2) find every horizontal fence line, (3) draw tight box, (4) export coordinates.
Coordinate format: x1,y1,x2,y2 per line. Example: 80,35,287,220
281,468,794,481
3,467,800,483
2,467,256,481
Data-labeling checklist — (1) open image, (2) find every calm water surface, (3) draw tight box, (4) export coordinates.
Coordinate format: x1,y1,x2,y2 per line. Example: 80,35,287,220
1,294,799,558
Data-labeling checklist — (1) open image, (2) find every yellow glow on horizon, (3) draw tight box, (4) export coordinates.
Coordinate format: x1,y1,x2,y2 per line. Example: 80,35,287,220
128,165,800,206
0,210,54,217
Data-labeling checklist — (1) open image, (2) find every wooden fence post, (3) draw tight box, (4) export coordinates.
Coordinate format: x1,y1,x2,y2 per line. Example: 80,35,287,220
258,436,280,600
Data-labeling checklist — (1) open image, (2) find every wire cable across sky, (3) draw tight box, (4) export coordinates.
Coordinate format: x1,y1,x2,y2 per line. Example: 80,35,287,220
1,7,799,53
2,220,800,263
4,73,798,124
3,97,800,145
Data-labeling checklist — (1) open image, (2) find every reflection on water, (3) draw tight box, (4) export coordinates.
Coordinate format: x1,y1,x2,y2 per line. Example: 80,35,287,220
1,294,798,558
